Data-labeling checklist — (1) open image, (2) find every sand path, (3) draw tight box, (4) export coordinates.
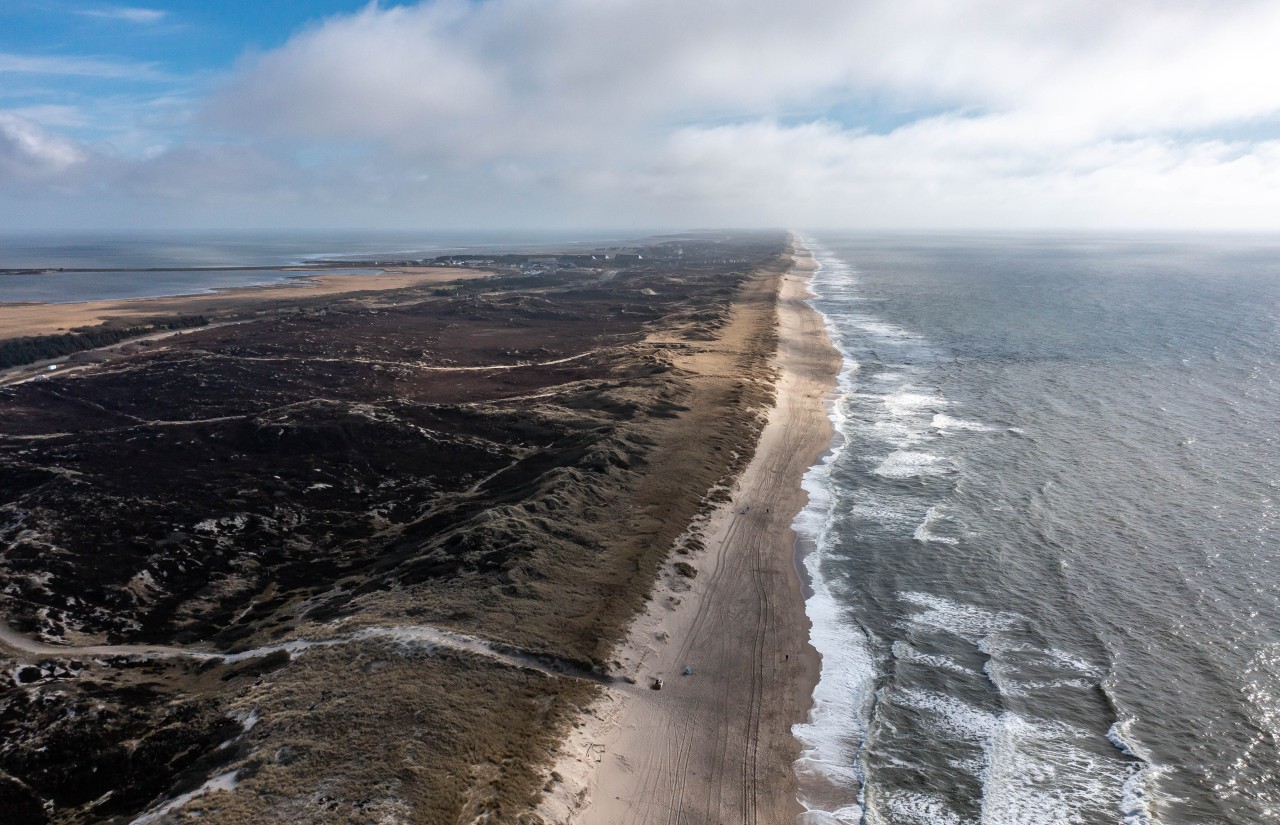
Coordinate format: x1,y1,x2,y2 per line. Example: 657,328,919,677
0,620,600,683
543,245,839,824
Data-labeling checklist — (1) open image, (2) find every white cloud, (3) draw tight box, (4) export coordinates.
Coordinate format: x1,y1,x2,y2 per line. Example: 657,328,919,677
0,52,162,79
0,113,89,183
9,0,1280,228
76,7,167,25
4,105,87,129
116,143,308,202
213,0,1280,150
195,0,1280,227
644,120,1280,228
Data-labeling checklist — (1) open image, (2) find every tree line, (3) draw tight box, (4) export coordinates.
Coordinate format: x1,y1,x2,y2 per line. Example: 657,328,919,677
0,315,209,370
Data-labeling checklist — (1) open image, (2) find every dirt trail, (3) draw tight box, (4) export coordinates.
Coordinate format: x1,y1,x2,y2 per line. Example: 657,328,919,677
0,620,204,660
0,620,598,682
540,244,841,824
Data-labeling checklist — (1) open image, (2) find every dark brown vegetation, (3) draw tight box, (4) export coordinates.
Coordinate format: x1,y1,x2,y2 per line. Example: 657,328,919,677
0,314,209,369
0,233,787,824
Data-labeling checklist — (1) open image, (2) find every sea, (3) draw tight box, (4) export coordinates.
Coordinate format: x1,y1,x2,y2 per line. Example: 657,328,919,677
792,233,1280,825
0,230,626,304
7,229,1277,823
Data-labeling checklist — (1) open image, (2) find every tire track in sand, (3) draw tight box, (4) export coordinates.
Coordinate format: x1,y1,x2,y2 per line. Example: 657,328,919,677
568,246,840,825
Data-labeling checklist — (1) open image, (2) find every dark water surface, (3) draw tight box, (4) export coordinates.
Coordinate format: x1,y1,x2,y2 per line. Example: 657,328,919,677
0,229,629,269
0,230,629,304
0,269,382,304
793,234,1280,825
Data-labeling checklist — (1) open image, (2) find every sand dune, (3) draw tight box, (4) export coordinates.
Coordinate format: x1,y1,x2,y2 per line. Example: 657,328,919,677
537,244,840,824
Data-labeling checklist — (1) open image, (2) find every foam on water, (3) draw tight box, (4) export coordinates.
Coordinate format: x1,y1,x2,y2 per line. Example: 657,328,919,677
896,686,1005,740
852,319,920,341
899,591,1019,642
891,640,972,675
870,417,927,445
873,450,950,479
879,791,968,825
1043,648,1104,678
794,240,1004,819
979,644,1137,824
1108,720,1159,825
794,238,1146,825
791,232,1280,823
934,413,999,432
885,656,1135,825
981,719,1134,825
793,241,878,820
884,388,947,417
849,495,921,529
913,505,960,544
791,586,876,817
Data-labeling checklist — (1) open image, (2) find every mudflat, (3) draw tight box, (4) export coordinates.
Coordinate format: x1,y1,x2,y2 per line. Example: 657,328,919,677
0,234,800,824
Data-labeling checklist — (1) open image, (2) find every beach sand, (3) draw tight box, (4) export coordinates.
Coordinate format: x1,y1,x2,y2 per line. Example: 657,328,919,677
537,244,839,824
0,266,487,339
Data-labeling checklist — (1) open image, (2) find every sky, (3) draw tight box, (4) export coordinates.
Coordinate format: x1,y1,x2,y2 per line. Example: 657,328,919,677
3,0,1280,231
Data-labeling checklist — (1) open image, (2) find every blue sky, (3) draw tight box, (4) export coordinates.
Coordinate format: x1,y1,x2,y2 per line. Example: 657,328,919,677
1,3,388,140
1,2,383,65
3,1,1280,230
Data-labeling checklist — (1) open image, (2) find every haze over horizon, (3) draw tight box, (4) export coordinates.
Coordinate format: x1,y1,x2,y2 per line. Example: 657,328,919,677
4,0,1280,232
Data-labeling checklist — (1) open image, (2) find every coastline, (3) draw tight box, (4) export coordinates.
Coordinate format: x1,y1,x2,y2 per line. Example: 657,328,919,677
0,266,489,339
536,240,840,823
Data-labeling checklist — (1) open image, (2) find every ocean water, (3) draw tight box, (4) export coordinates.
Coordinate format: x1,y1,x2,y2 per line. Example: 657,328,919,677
0,230,627,304
793,234,1280,825
0,230,629,269
0,269,381,305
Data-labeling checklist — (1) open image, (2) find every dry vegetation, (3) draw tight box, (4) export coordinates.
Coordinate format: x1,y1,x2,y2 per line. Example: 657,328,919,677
0,233,788,824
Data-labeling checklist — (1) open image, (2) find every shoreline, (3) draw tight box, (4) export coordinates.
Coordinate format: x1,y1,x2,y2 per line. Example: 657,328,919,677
0,266,489,339
536,240,841,823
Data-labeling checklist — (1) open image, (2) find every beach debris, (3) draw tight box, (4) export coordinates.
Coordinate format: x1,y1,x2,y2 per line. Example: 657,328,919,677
682,665,693,676
651,677,663,691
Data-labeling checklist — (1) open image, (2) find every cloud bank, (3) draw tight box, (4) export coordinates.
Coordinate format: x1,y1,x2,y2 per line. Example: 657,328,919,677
6,0,1280,228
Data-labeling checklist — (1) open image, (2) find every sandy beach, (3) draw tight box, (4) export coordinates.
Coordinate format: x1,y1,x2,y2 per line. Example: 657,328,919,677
0,266,487,339
539,243,839,824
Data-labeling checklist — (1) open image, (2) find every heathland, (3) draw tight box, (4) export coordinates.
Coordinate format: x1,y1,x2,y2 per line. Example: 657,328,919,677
0,233,817,824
